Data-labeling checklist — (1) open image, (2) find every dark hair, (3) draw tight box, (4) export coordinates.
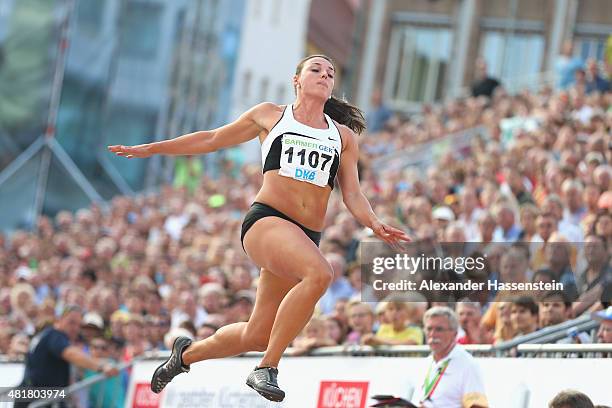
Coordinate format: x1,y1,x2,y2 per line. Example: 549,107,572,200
295,54,366,135
540,291,571,308
512,295,538,315
549,390,594,408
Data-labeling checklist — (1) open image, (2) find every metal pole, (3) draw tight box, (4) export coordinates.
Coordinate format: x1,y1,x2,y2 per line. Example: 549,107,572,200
32,0,78,230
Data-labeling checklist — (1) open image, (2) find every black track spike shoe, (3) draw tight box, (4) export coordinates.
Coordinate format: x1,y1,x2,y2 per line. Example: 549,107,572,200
246,366,285,402
150,336,192,393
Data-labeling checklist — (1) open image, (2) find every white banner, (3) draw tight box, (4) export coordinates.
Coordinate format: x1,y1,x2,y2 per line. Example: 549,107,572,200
0,363,24,388
126,356,612,408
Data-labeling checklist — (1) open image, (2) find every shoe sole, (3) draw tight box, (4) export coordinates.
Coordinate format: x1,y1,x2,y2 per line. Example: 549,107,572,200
246,381,285,402
150,337,184,394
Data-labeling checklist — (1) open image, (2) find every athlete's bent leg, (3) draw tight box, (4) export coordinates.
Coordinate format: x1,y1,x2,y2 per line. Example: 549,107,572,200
151,268,295,394
182,269,297,364
243,217,333,401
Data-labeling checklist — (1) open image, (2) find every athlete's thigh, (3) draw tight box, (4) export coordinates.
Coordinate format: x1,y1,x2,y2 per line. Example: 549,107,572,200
242,216,330,282
245,268,297,335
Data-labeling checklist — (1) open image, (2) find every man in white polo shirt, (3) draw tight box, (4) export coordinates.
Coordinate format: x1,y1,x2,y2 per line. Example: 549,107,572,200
414,306,488,408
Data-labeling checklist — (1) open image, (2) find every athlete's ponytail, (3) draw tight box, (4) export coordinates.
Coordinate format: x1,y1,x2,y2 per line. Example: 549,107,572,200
295,54,367,135
324,95,366,135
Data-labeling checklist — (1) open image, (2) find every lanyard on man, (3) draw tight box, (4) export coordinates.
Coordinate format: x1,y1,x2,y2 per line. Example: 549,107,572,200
421,358,451,402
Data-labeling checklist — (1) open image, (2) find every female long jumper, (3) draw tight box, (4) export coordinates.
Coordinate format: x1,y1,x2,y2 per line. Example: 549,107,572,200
108,55,410,402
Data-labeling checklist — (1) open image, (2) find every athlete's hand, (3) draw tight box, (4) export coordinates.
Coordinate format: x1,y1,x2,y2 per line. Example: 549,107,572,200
107,144,152,159
371,220,411,250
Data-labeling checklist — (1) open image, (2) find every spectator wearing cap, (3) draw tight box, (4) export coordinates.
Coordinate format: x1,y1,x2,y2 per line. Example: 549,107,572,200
83,336,126,408
109,310,129,340
594,307,612,343
81,312,105,348
318,253,356,315
432,206,455,242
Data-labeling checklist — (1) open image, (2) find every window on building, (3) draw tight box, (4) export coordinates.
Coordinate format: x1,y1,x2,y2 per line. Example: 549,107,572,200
119,1,162,59
479,31,544,83
384,25,453,106
574,36,606,61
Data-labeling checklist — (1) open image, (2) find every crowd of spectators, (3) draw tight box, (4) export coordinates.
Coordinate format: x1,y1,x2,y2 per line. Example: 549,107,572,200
0,55,610,404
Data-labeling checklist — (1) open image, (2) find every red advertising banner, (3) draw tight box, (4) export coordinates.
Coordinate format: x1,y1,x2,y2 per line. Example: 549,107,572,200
317,381,369,408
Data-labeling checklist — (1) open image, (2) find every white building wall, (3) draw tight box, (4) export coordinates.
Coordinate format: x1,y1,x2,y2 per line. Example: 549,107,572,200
230,0,311,162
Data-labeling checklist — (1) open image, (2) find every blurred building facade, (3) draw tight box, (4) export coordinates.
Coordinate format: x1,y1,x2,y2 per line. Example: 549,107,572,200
356,0,612,112
229,0,311,163
306,0,363,99
0,0,246,232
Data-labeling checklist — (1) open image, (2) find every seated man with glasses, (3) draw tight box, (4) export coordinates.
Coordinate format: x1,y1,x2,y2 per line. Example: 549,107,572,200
414,306,488,408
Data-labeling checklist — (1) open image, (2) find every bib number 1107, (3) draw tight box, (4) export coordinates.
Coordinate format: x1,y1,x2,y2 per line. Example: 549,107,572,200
284,147,332,171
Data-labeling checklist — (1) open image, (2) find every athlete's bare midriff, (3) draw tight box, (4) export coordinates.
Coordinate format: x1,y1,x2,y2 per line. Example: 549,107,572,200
252,103,338,232
254,172,331,231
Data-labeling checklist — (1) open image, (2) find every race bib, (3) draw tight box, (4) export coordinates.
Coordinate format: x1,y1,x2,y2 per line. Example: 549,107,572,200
278,133,338,187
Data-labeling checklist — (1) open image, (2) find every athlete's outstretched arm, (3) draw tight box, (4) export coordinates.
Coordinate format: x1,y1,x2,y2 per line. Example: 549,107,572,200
337,126,411,246
108,102,275,158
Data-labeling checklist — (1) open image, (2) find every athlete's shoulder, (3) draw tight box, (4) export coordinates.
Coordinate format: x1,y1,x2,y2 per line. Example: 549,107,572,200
249,102,284,116
242,103,285,128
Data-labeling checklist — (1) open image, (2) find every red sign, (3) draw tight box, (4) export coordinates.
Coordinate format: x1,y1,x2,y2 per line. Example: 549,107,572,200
132,383,162,408
317,381,369,408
